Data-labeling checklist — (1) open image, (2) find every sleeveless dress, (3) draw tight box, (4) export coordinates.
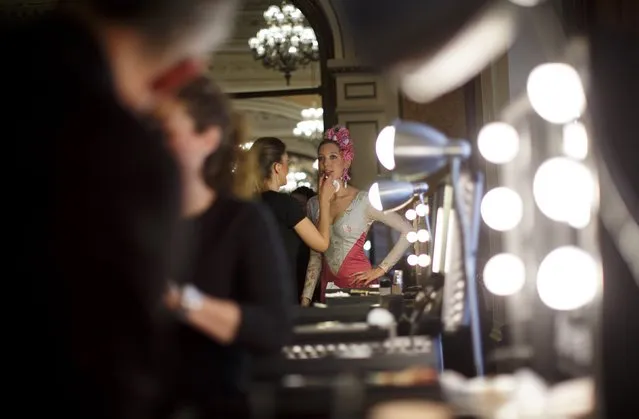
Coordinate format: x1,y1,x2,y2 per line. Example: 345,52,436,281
302,191,413,302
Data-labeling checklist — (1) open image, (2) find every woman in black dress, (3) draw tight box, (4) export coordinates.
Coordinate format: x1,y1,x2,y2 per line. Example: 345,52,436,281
157,76,292,417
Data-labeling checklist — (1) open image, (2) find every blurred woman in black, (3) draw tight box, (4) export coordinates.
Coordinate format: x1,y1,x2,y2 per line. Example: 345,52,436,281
157,76,292,418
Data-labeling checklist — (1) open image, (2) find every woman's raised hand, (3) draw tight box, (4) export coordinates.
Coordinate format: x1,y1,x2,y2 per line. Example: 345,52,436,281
318,173,337,203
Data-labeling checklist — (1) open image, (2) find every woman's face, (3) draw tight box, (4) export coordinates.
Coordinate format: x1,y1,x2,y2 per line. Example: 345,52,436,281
157,99,221,175
318,142,347,180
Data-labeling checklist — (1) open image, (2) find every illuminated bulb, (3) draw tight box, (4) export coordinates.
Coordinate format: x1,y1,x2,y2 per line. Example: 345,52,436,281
376,126,396,170
417,254,431,267
527,63,586,124
481,187,523,231
562,121,588,160
509,0,545,6
406,231,418,243
537,246,599,310
405,209,417,221
407,254,418,266
367,308,395,328
363,240,372,251
483,253,526,296
417,229,430,242
368,183,383,211
477,122,520,164
415,203,429,217
533,157,595,228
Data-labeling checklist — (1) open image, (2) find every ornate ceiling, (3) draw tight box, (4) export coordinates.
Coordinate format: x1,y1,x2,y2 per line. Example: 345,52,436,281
2,0,325,161
234,96,322,159
213,0,323,161
210,0,321,93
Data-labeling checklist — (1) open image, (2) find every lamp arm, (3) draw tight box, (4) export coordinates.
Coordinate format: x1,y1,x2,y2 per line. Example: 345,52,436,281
443,140,472,160
450,157,485,377
418,193,434,252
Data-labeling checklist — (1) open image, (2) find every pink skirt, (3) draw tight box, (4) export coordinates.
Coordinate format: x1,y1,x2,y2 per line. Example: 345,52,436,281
320,232,378,302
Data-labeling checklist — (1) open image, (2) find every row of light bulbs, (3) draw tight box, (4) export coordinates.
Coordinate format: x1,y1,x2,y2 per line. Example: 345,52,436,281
405,203,429,220
479,62,599,311
404,203,431,268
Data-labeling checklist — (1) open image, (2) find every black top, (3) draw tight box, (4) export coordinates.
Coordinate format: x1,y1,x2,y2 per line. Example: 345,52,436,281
174,195,292,415
3,14,181,419
260,191,307,299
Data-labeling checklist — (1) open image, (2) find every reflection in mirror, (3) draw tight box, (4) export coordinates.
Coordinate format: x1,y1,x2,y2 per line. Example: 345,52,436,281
233,94,323,192
209,0,321,93
371,120,485,375
428,171,484,375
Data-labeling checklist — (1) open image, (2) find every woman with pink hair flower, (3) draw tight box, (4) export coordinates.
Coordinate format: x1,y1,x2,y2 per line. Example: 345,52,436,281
301,126,413,305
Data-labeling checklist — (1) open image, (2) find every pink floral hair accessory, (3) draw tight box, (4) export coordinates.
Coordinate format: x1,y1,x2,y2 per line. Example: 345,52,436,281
324,125,354,181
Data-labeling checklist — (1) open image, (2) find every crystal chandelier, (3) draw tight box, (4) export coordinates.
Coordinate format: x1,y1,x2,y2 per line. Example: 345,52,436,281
293,107,323,140
248,2,319,85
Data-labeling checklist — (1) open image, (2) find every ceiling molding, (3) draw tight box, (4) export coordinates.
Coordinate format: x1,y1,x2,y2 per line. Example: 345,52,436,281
233,97,306,121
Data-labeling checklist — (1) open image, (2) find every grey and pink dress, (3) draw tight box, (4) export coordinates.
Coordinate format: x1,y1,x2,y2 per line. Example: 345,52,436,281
302,190,413,302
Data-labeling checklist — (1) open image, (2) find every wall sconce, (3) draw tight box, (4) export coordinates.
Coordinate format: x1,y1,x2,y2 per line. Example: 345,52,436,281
368,179,429,212
375,120,471,181
373,119,485,376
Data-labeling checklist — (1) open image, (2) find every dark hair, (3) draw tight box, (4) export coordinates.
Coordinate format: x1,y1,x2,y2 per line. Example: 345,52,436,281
292,186,316,200
176,76,256,197
251,137,287,191
86,0,238,47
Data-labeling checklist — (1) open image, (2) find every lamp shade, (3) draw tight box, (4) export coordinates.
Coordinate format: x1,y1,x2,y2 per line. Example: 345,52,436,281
376,120,472,181
337,0,496,70
369,179,429,212
336,0,520,102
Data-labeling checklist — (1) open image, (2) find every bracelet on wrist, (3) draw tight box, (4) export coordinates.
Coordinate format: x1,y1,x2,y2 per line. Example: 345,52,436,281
180,284,204,314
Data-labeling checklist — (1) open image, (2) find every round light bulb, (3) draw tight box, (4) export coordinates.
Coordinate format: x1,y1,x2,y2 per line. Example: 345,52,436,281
483,253,526,296
415,203,429,217
509,0,545,6
533,157,595,228
417,229,430,242
526,63,586,124
363,240,372,251
537,246,599,310
405,209,417,221
407,254,418,266
367,308,395,328
417,254,431,267
477,122,520,164
562,121,588,160
376,126,396,170
406,231,418,243
368,183,383,211
481,187,523,231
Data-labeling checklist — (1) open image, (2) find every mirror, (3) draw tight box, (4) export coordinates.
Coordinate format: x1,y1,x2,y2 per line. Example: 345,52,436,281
233,94,322,192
